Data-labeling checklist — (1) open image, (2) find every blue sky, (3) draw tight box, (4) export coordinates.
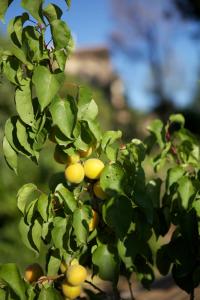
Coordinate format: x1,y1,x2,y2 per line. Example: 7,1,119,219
1,0,200,111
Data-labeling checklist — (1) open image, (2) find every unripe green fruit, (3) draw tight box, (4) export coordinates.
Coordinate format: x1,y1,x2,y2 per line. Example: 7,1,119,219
84,158,104,180
65,163,85,184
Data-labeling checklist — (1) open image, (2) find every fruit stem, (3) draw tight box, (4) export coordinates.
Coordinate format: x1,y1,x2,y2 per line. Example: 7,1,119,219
37,273,65,284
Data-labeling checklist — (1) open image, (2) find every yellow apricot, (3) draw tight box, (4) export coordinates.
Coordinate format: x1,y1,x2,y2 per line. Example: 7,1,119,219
84,158,104,180
62,281,81,299
93,181,106,200
66,153,80,165
66,264,87,286
89,210,99,231
24,263,43,283
79,147,92,158
65,163,84,184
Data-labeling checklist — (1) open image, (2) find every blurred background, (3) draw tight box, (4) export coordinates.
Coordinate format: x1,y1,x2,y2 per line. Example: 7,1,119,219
0,0,200,299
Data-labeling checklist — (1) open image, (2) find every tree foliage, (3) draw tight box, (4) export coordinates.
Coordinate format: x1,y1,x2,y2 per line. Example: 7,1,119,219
0,1,200,299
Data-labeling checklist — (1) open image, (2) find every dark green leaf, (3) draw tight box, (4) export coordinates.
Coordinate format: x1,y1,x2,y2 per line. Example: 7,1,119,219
0,0,14,21
3,136,18,173
102,196,132,239
21,0,44,24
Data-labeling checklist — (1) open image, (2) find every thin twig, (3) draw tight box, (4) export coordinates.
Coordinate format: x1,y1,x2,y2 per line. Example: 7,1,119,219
127,279,136,300
190,289,194,300
85,280,106,294
37,273,64,284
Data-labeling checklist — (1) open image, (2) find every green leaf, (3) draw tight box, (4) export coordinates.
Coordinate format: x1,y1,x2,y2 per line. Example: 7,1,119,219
128,139,146,163
54,49,68,71
101,130,122,151
19,218,36,252
22,26,43,61
2,56,20,85
78,99,98,121
192,199,200,217
37,193,49,222
147,119,165,148
117,240,133,270
38,287,63,300
31,218,42,252
52,217,68,250
50,19,71,50
15,78,35,125
169,114,185,127
43,3,62,22
17,183,38,214
0,0,14,21
46,249,61,276
0,264,26,300
102,196,132,239
55,184,77,213
3,136,18,173
33,66,64,110
92,244,119,282
177,177,195,209
72,207,91,246
50,96,77,138
21,0,44,24
166,166,185,193
65,0,71,8
100,163,126,196
8,13,29,46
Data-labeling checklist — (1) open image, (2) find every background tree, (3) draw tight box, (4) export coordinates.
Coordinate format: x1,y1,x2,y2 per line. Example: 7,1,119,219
110,0,200,118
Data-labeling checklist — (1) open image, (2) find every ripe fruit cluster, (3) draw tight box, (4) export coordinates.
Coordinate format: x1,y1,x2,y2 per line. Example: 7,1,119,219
60,260,87,299
65,158,105,184
54,146,107,232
